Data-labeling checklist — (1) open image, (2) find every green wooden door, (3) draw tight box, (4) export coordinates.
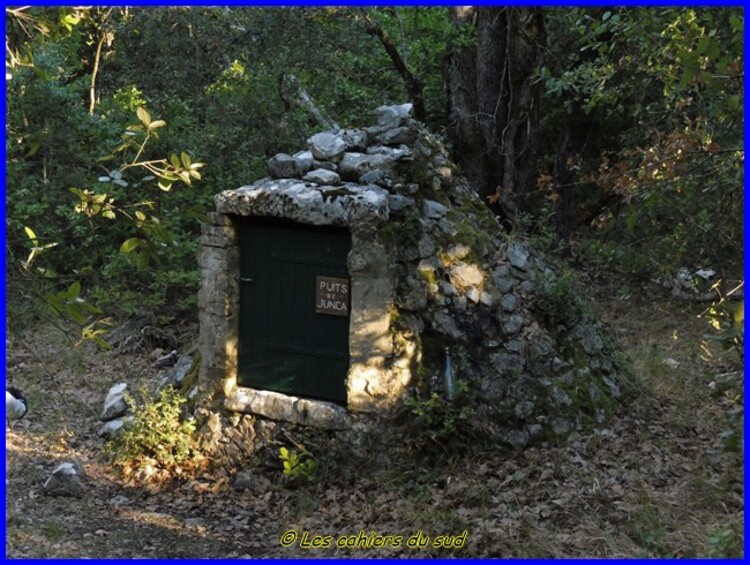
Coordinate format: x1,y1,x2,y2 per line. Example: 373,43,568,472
237,218,351,404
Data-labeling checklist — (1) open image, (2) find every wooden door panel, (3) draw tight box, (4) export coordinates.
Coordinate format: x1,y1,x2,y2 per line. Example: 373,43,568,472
237,219,350,404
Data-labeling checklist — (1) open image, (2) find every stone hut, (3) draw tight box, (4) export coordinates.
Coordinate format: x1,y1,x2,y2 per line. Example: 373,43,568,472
195,103,622,454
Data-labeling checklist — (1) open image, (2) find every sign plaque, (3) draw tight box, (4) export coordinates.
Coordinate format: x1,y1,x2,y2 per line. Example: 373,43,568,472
316,276,350,317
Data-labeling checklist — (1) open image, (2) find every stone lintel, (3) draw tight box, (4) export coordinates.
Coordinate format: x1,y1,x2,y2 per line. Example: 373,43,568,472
215,178,390,226
225,388,350,430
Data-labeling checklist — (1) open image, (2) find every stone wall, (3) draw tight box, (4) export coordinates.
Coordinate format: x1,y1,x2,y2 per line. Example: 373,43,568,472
195,103,623,455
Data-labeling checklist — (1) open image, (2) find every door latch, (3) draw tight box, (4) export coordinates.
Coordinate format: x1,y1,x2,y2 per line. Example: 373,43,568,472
240,277,255,283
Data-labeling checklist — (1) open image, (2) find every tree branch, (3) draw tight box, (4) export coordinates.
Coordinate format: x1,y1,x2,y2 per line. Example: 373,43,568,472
279,73,340,130
365,19,427,123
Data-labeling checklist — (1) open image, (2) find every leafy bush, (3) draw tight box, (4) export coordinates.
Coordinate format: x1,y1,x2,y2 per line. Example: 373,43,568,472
531,269,592,327
392,380,482,461
106,386,205,481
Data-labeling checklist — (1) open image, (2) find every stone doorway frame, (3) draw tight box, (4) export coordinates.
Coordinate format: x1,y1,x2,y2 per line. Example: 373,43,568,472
197,181,411,429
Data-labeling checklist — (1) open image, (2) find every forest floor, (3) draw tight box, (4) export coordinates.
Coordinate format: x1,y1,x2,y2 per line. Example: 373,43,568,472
5,275,744,558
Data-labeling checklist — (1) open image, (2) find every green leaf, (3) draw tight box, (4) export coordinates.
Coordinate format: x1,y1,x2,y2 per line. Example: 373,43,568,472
148,119,166,130
136,251,150,271
180,152,192,168
66,306,87,325
67,280,81,299
136,106,152,127
120,238,142,254
101,210,116,220
729,14,743,32
25,142,41,158
169,153,181,169
24,226,37,241
158,179,173,192
696,36,710,55
135,210,147,221
679,67,696,88
90,336,113,350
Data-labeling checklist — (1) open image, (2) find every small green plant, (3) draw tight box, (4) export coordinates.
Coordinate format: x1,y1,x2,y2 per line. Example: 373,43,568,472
531,269,591,326
719,405,743,453
395,380,480,460
106,386,203,481
701,298,743,453
701,298,743,362
279,446,317,484
42,521,66,541
707,525,742,557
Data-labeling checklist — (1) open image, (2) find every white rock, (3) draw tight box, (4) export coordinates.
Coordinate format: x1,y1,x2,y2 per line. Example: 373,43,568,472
303,168,341,185
340,129,368,151
44,462,85,497
267,152,313,179
338,152,393,180
101,383,129,421
374,103,413,128
695,268,716,280
308,132,347,162
508,243,529,270
466,287,481,303
98,416,133,438
449,262,484,289
110,495,132,506
388,194,415,212
423,199,448,219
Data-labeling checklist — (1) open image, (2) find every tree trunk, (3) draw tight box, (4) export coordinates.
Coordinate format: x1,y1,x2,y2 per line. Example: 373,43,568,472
444,7,545,224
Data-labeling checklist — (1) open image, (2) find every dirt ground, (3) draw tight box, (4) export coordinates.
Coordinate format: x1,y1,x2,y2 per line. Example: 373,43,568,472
5,282,744,558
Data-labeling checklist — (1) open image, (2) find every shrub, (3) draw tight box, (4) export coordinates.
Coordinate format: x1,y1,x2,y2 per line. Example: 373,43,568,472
106,386,205,481
391,380,483,461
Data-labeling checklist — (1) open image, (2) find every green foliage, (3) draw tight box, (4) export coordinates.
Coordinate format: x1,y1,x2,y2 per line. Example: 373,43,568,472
700,296,743,454
394,380,480,460
531,270,591,326
279,446,317,484
701,298,743,358
718,405,743,453
706,525,742,557
107,386,203,477
539,8,743,277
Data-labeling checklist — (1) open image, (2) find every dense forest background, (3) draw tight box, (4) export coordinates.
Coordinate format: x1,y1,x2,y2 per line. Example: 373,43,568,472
5,6,743,329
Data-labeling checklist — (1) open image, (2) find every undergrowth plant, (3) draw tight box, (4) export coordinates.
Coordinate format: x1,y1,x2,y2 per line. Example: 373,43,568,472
106,386,205,481
279,446,317,484
701,297,744,453
531,269,592,326
393,380,482,461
